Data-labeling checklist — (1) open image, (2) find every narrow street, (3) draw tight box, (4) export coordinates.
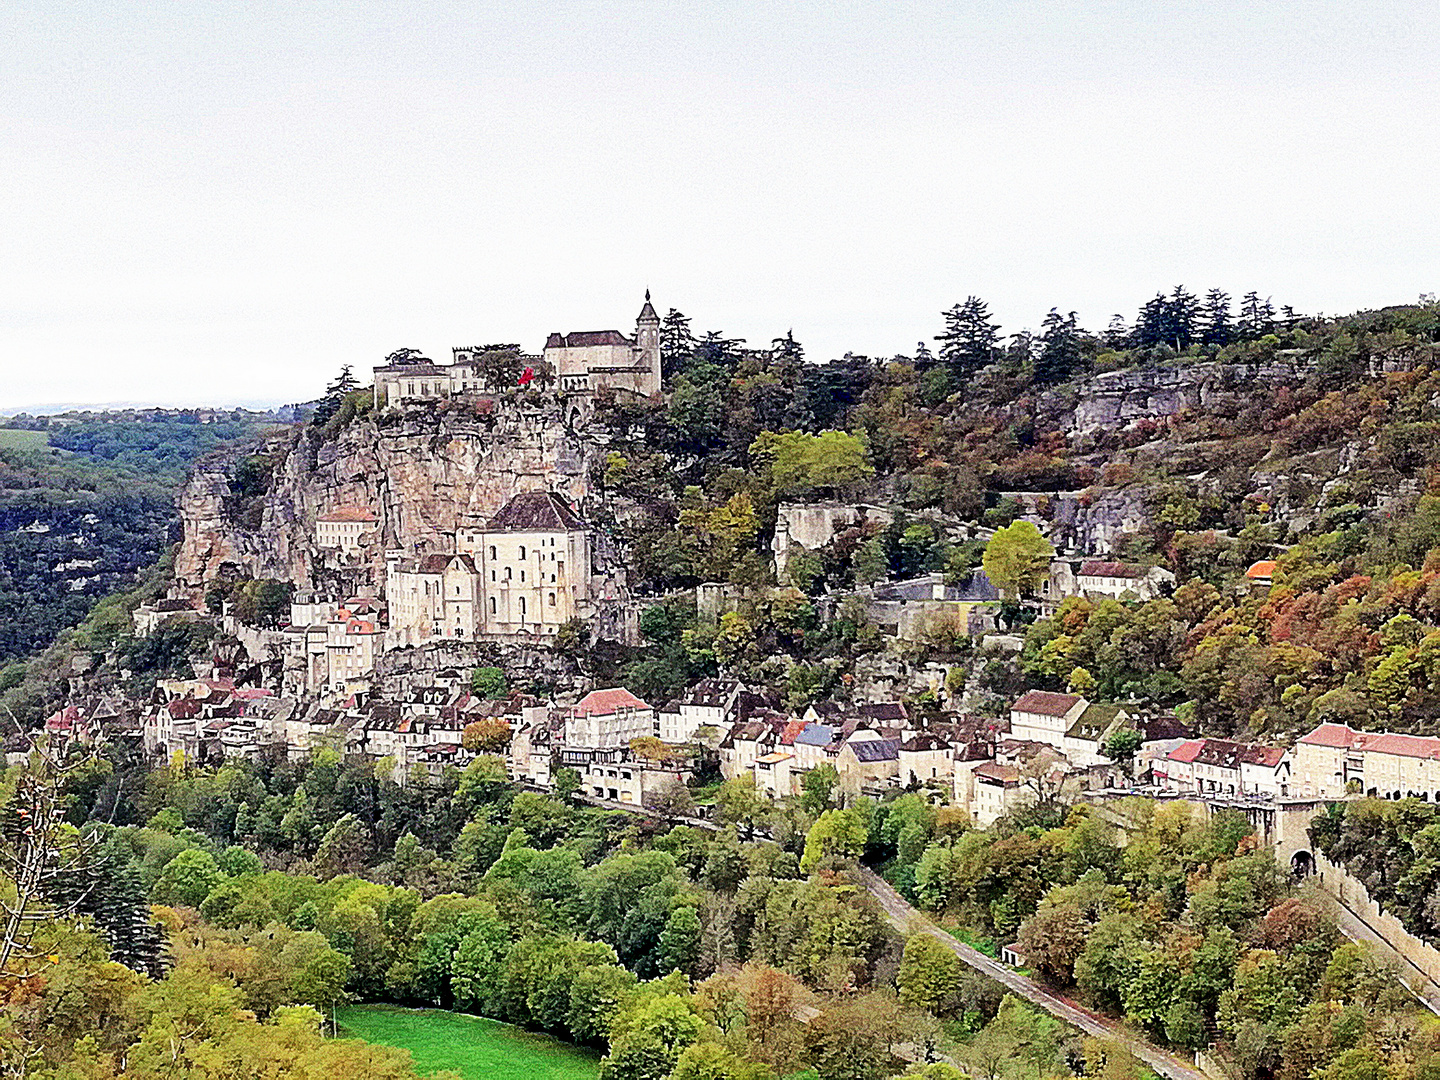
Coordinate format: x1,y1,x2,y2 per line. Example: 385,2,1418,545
857,867,1217,1080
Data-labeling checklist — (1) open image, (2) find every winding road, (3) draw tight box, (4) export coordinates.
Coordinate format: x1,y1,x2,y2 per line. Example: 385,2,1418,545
857,867,1216,1080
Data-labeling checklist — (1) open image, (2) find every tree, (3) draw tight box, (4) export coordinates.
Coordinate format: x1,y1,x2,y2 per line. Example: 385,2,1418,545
1035,309,1084,383
801,763,840,815
982,521,1055,599
1101,728,1143,775
671,1041,774,1080
896,933,962,1012
471,666,508,697
659,905,703,976
600,994,706,1080
151,848,221,909
800,809,868,872
463,718,512,754
936,297,1001,381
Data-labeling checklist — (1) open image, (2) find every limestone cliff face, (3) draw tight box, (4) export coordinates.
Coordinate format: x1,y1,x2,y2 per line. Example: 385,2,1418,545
175,399,606,595
1052,359,1315,435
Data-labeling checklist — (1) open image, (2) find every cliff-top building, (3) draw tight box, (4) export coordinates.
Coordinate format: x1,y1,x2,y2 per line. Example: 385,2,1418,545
374,293,661,407
386,490,595,646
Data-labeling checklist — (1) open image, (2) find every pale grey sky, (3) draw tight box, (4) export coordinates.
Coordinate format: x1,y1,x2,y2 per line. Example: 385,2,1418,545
3,1,1437,408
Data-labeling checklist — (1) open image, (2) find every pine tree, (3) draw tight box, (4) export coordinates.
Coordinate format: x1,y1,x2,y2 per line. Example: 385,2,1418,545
1035,310,1084,384
913,340,936,368
936,296,1001,380
1238,292,1276,340
1133,292,1171,349
93,855,167,978
1103,314,1130,349
770,330,805,365
660,309,696,377
1168,285,1201,350
1202,289,1233,347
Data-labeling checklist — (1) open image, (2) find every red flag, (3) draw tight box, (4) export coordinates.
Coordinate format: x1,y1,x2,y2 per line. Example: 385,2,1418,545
517,366,534,387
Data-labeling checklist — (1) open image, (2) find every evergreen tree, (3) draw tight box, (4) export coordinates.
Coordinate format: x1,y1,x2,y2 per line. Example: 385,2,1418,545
1103,314,1130,349
660,309,696,377
95,855,168,977
1238,292,1276,339
1133,292,1171,349
770,330,804,365
936,297,1000,380
1168,285,1201,349
1035,309,1083,383
1202,288,1233,347
913,340,936,368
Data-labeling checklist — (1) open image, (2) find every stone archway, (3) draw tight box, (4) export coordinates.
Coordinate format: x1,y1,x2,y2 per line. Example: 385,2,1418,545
1292,849,1315,877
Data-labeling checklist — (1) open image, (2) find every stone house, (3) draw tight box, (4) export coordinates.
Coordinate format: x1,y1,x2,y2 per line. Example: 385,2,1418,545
898,733,952,786
668,678,743,744
1009,690,1088,751
315,507,377,553
835,735,901,794
562,687,654,749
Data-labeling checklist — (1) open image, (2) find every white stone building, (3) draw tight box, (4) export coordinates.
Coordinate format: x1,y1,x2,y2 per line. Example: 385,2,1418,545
562,687,655,749
1009,690,1088,751
315,507,378,552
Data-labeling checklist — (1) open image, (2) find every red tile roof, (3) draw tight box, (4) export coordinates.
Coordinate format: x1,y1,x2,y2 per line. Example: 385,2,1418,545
318,507,377,523
1167,739,1205,764
1355,732,1440,760
1297,723,1359,749
572,687,651,716
1012,690,1084,717
1246,560,1278,580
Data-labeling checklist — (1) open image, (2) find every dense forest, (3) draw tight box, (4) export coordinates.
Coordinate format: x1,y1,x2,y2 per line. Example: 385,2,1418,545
0,411,277,668
5,736,1436,1080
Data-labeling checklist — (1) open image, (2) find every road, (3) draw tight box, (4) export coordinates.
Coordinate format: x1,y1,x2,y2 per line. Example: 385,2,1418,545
857,867,1216,1080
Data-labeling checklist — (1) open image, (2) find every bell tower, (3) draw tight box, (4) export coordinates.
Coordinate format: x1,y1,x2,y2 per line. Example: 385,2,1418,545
635,289,661,395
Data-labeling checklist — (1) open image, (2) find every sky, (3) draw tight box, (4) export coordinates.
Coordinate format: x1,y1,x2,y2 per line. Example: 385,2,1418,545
3,1,1438,410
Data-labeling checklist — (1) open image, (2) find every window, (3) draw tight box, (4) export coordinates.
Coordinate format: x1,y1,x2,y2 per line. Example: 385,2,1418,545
489,597,497,614
549,592,556,606
504,567,512,580
489,545,496,560
519,597,527,617
518,545,526,559
491,570,496,581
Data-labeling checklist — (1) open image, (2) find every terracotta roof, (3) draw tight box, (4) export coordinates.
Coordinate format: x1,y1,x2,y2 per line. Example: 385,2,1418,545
755,752,793,765
1012,690,1085,717
572,687,651,716
1297,723,1359,749
485,491,588,532
1354,732,1440,760
1244,745,1287,768
973,762,1020,783
318,507,377,523
1167,739,1205,764
1080,561,1145,578
1246,560,1278,580
545,330,632,349
779,720,809,745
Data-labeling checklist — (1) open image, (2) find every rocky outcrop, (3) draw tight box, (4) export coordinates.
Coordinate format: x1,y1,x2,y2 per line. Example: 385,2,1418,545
1056,359,1315,435
175,398,610,595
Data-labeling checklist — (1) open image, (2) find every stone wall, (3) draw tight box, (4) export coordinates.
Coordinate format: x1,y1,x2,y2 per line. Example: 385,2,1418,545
1316,852,1440,1002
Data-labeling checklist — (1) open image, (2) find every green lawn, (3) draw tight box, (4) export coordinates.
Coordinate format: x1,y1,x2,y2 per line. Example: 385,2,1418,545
336,1004,600,1080
0,428,48,450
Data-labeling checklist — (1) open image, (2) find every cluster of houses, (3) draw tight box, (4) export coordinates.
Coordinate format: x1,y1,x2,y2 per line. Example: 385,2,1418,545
35,660,1440,830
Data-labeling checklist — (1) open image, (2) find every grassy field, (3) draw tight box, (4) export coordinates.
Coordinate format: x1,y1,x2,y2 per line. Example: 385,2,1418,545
336,1004,600,1080
0,428,49,450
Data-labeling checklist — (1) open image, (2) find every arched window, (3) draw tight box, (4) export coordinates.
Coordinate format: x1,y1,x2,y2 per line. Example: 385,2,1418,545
549,592,556,606
518,545,526,559
504,567,512,580
489,545,496,560
489,597,497,614
519,597,527,618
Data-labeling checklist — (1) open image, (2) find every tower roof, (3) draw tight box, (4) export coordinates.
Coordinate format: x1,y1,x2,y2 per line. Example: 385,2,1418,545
638,289,658,322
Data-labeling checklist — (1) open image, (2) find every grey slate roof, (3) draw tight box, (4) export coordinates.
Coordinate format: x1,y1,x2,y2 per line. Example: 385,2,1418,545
485,491,588,532
848,738,901,763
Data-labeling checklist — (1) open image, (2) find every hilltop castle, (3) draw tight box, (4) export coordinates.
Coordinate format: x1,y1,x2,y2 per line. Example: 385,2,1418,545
373,293,661,408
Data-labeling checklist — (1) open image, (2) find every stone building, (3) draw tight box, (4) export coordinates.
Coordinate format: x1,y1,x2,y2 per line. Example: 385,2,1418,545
374,293,661,407
1009,690,1088,750
386,490,595,645
315,507,377,552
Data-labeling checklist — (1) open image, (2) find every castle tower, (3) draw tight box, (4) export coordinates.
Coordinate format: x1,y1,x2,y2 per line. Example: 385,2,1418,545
636,290,661,395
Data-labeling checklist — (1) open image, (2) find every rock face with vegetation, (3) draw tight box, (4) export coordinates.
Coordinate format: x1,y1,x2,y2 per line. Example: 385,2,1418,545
174,397,610,595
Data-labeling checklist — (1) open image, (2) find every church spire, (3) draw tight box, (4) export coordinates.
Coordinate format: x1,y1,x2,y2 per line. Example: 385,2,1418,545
637,289,658,323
